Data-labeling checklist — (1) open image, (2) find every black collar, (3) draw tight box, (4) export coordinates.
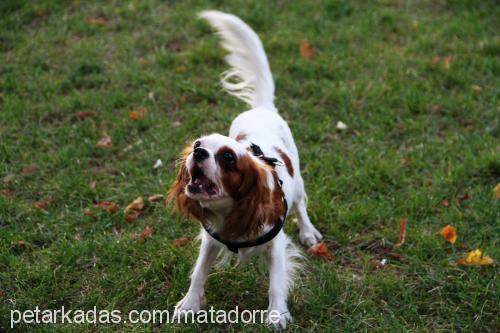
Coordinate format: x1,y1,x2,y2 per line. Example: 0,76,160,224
202,143,287,253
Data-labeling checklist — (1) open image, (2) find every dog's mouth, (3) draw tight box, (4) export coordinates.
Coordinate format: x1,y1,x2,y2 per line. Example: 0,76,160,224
187,166,220,199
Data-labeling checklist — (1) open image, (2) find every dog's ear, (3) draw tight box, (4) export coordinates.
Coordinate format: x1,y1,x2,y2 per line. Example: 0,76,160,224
167,145,207,222
220,157,285,240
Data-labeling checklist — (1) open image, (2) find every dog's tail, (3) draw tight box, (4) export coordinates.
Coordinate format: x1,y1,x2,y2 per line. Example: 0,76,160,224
199,10,276,110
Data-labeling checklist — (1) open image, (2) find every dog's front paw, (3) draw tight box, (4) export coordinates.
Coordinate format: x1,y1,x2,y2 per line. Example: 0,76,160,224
266,307,292,329
299,226,323,247
173,293,205,320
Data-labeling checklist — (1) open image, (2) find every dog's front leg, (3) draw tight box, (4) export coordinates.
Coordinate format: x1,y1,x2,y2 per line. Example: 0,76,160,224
174,230,220,319
266,234,293,329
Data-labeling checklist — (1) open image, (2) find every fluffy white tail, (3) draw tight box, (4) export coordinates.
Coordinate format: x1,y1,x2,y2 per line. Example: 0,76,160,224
199,10,276,110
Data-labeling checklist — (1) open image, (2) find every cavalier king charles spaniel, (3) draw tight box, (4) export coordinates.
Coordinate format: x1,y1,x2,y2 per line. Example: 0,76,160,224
169,10,322,328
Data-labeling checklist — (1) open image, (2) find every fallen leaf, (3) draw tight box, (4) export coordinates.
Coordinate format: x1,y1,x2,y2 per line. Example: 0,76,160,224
21,163,37,176
440,199,450,208
176,65,186,73
394,218,407,248
89,181,97,190
173,237,191,247
138,227,153,241
307,241,333,261
494,183,500,199
34,198,51,210
336,121,348,130
94,201,119,213
96,135,112,149
300,40,315,60
148,194,164,202
73,111,95,121
431,55,441,65
439,224,457,244
471,85,482,93
129,107,147,121
153,159,163,169
370,258,387,270
84,209,96,219
125,197,145,214
138,57,147,65
457,249,495,266
456,192,470,205
400,158,410,167
87,17,108,26
125,210,141,222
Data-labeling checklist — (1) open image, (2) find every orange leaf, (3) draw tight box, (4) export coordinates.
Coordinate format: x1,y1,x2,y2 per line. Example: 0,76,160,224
74,111,95,121
125,210,141,222
129,107,147,121
125,197,145,214
94,201,119,213
306,241,333,261
394,218,407,248
138,226,153,241
300,40,315,60
494,183,500,199
96,135,112,148
34,198,51,210
457,249,495,266
173,237,191,247
439,224,457,244
456,192,470,205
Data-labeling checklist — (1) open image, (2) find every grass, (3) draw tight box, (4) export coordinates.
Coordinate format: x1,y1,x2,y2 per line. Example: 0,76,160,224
0,0,499,331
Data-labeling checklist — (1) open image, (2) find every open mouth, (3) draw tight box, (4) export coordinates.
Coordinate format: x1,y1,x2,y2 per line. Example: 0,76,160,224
187,166,219,198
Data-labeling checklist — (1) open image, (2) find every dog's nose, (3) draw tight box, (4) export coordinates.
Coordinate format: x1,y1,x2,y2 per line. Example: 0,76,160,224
193,147,209,162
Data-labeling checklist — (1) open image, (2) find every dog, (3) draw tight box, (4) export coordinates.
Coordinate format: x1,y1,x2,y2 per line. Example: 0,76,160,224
169,10,322,328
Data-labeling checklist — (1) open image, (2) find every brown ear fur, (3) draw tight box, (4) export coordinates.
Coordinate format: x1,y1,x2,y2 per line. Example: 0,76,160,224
220,157,285,240
167,145,209,223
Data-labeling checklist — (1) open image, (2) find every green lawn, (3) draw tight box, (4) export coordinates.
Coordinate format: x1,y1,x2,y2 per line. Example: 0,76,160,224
1,0,499,332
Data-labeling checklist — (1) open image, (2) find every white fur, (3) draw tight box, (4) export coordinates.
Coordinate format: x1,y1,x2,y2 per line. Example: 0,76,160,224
174,11,322,329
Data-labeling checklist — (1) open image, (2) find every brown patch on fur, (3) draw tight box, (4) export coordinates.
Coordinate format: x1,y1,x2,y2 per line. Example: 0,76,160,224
274,147,294,177
235,132,247,142
218,149,286,240
167,144,211,223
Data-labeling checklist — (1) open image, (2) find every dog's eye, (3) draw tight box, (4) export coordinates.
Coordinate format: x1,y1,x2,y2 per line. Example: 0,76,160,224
193,141,201,149
222,151,235,163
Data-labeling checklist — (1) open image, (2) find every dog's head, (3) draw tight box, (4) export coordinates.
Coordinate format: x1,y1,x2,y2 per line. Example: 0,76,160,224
168,134,285,240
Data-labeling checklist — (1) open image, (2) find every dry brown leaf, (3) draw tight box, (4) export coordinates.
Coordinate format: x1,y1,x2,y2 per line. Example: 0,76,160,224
89,181,97,190
176,65,186,73
84,209,96,219
306,241,333,261
394,218,407,248
173,237,191,247
125,197,145,214
138,226,153,241
439,224,457,244
300,40,315,60
125,210,141,222
96,135,112,148
431,56,441,65
370,258,387,270
494,183,500,199
457,249,495,266
148,194,164,202
74,111,95,121
35,198,51,210
94,201,119,213
129,107,147,121
21,163,37,176
440,199,450,208
87,17,109,26
456,192,470,205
